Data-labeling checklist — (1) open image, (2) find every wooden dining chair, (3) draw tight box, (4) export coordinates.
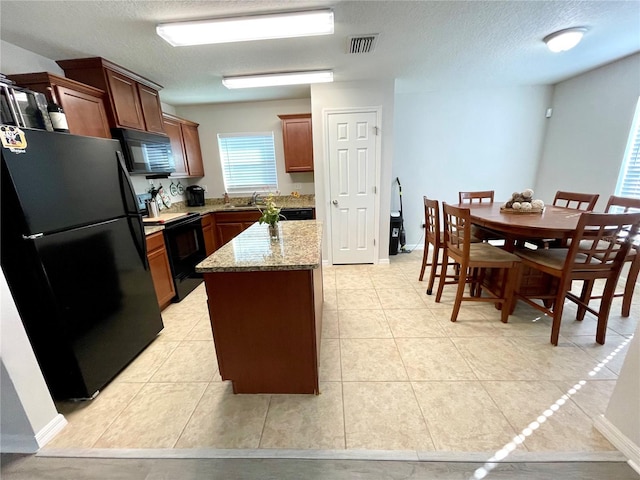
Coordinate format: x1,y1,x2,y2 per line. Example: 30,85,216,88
512,211,640,345
576,195,640,319
419,197,443,294
552,190,599,211
458,190,504,244
435,203,521,323
459,190,494,204
533,190,601,249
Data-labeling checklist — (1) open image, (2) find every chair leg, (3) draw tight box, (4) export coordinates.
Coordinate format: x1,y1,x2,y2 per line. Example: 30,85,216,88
419,244,429,281
550,286,567,346
596,277,618,345
426,248,440,295
576,279,595,321
622,256,640,317
435,254,449,303
451,267,467,322
501,263,520,323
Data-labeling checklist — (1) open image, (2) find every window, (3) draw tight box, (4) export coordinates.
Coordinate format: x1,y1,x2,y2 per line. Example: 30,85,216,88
217,132,278,193
615,97,640,199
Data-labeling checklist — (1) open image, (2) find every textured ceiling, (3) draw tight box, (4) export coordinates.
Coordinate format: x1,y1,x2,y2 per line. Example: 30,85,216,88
1,0,639,105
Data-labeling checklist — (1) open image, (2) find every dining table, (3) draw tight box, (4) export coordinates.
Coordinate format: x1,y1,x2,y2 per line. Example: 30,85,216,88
453,202,587,303
453,202,584,251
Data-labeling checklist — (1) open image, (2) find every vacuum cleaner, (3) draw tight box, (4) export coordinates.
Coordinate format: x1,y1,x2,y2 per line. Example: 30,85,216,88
396,177,408,253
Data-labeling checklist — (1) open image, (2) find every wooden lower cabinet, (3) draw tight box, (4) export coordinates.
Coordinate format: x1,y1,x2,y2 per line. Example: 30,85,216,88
201,213,217,256
214,210,261,248
203,264,323,394
146,231,175,310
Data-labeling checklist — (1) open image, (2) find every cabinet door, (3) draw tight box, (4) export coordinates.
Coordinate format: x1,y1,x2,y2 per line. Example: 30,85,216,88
163,115,188,176
280,114,313,172
138,84,165,134
216,223,245,247
146,233,176,309
56,85,111,139
201,214,217,255
105,69,145,130
182,122,204,177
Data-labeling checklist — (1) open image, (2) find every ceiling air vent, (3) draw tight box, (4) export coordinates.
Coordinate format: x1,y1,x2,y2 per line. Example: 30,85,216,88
347,34,378,54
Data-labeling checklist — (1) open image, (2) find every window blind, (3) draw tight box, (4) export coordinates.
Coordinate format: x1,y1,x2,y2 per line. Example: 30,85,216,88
217,133,278,193
616,98,640,199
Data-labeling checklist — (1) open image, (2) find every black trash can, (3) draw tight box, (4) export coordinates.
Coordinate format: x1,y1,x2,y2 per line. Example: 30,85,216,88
389,212,402,255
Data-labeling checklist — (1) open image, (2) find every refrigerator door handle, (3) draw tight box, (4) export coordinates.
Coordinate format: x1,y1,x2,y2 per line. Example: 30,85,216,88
116,151,149,268
116,151,139,215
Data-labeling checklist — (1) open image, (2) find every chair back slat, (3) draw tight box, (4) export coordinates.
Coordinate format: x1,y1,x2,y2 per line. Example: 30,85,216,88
459,190,494,204
424,197,441,248
442,203,471,262
553,191,599,211
567,212,640,274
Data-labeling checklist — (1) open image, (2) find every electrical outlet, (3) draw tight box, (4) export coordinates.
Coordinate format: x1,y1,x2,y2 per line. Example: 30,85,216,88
202,185,208,192
293,183,301,191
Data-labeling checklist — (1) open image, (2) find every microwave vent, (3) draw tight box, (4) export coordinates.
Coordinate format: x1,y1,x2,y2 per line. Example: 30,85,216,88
347,34,378,54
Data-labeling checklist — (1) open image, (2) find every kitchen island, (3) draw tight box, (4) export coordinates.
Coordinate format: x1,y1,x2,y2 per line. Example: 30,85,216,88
195,220,323,394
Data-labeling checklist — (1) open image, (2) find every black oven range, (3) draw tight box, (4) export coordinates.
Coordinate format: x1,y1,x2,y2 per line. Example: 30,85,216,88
139,197,206,302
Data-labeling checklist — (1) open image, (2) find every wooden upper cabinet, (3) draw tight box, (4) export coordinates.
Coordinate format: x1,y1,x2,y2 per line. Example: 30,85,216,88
162,113,204,178
181,122,204,176
278,113,313,172
105,69,144,130
6,72,111,139
137,84,165,134
57,57,166,134
162,115,188,176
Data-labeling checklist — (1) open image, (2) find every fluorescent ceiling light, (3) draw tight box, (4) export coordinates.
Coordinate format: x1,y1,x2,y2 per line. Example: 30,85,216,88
543,27,587,52
157,9,334,46
223,71,334,89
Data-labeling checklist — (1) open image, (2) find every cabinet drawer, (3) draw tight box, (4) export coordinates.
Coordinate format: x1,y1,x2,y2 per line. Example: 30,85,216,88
146,231,165,251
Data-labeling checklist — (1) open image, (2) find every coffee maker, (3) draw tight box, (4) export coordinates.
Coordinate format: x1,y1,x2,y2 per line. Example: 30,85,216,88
186,185,205,206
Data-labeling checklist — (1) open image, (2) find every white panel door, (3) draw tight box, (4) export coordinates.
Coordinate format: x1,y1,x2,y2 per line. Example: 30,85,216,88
328,111,378,264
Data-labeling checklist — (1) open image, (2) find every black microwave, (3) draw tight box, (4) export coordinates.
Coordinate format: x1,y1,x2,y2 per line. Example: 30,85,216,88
111,128,175,176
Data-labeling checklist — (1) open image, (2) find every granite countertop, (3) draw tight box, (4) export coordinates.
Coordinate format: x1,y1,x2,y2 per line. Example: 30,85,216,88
196,220,322,273
144,225,164,236
168,194,315,216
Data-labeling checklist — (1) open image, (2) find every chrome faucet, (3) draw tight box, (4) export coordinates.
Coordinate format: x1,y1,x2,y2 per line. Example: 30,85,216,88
250,192,263,205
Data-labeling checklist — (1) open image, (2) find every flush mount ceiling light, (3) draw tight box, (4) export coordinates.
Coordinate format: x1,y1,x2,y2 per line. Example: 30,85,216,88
222,71,334,89
543,27,587,52
156,9,334,46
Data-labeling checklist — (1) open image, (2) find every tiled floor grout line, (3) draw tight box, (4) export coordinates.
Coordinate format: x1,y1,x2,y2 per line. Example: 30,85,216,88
171,380,209,449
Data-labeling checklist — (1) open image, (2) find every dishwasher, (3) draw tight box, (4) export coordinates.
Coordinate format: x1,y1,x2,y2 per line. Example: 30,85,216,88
279,208,315,221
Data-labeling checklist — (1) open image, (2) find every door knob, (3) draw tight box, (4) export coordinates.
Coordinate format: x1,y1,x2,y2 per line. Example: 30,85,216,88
332,200,338,205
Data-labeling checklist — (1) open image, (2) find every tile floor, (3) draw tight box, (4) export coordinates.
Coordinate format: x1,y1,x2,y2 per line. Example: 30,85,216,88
45,252,637,456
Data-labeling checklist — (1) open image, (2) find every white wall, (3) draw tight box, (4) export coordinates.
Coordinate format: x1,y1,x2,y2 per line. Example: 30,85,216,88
393,85,552,248
1,272,64,452
535,53,640,210
1,40,63,75
311,79,396,263
602,323,640,449
175,98,314,201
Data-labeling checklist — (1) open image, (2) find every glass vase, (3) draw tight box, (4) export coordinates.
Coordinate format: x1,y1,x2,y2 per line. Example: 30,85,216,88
268,223,279,241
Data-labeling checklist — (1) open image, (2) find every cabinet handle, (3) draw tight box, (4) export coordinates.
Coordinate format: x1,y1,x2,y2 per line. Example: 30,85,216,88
332,200,338,205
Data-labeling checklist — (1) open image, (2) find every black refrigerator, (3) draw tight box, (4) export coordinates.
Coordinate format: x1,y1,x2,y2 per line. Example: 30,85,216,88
1,128,163,400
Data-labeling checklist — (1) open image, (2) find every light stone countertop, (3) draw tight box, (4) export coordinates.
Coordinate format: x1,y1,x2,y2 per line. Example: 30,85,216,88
144,225,164,236
196,220,322,273
167,194,315,216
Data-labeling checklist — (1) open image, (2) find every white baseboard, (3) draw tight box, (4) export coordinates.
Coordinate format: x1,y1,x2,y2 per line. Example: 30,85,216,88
36,413,67,449
594,414,640,474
